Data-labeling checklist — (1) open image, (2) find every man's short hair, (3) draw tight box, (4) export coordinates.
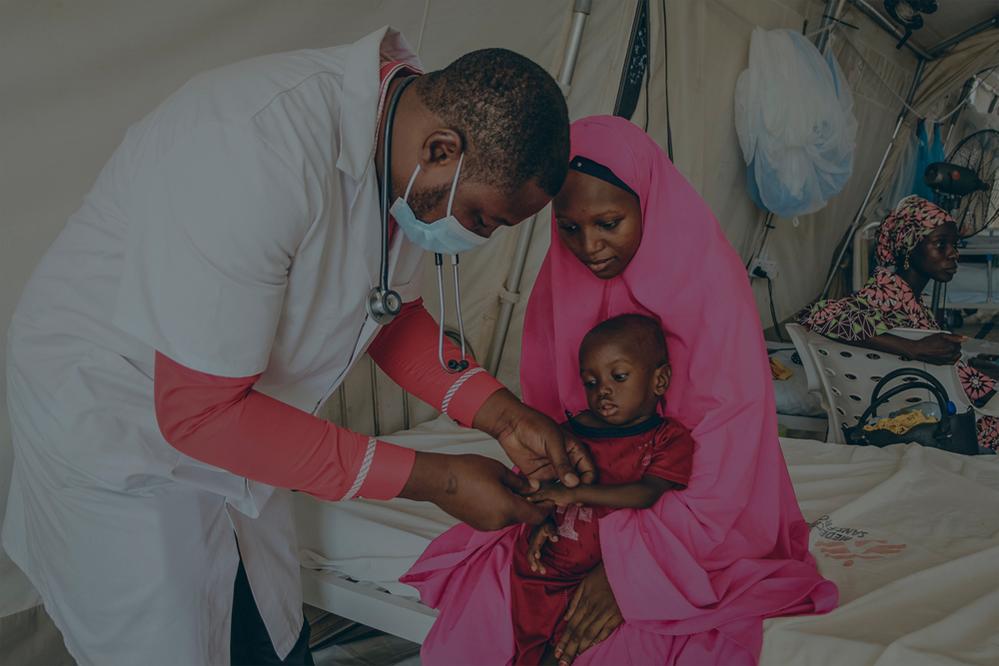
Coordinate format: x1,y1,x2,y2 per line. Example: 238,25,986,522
414,48,569,196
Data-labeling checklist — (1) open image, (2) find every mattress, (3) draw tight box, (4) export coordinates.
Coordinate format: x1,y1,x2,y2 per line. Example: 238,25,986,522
295,417,999,665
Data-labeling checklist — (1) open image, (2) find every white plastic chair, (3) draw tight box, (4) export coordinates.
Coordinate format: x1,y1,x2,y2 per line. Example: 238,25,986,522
785,324,977,443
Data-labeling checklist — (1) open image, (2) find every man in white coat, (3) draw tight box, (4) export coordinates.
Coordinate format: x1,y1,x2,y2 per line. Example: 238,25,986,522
3,27,589,665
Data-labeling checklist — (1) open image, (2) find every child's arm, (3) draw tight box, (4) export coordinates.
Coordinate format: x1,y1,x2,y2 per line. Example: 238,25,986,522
527,475,679,510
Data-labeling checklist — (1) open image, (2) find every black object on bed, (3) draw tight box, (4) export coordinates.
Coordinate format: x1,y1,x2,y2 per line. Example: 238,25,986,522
842,368,979,456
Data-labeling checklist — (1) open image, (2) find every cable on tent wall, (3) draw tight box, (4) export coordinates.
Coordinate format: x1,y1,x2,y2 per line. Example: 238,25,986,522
643,14,651,132
614,0,650,121
661,0,673,161
416,0,431,54
767,276,786,342
745,211,776,269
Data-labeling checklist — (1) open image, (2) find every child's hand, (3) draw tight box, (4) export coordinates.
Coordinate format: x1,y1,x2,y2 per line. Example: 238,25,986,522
527,482,579,507
527,519,558,574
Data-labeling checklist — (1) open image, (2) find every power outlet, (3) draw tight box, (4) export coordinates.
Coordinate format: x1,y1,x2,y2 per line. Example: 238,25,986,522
748,257,779,280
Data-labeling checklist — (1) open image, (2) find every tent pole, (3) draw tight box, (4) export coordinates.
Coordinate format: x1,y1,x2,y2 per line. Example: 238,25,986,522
928,15,999,58
483,0,593,376
816,0,847,54
819,57,926,299
844,0,931,60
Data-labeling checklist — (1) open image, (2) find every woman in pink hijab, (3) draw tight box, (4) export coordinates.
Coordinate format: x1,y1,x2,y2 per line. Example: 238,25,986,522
402,115,836,664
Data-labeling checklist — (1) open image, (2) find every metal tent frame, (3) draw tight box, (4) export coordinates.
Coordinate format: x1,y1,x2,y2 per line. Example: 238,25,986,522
818,0,999,299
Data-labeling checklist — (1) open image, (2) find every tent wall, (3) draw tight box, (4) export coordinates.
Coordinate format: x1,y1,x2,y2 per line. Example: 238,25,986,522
0,0,983,660
338,0,929,436
444,0,926,407
634,1,921,323
866,29,999,229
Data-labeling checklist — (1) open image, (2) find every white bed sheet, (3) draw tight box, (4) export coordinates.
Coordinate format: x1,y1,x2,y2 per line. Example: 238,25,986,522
295,417,999,665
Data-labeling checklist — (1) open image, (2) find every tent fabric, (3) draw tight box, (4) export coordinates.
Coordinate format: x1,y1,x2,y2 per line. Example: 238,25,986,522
632,2,920,320
866,28,999,245
2,0,992,659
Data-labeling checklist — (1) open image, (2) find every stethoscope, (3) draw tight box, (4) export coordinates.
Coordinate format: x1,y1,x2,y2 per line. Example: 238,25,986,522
366,76,470,373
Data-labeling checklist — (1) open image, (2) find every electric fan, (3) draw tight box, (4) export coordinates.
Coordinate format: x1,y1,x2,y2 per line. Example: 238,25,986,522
924,129,999,238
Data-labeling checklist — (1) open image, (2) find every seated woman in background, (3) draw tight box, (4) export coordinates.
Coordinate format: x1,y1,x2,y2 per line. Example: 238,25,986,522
799,195,999,452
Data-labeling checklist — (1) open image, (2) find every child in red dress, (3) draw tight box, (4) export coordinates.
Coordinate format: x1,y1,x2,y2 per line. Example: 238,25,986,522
511,313,695,664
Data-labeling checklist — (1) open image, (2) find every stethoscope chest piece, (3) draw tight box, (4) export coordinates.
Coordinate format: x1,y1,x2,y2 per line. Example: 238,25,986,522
366,286,402,325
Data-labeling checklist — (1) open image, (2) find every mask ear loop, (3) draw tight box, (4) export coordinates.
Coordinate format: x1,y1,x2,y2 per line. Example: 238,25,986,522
402,163,421,202
445,153,464,215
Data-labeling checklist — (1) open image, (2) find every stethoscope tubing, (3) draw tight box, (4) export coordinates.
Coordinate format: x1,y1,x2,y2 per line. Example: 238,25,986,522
376,75,468,374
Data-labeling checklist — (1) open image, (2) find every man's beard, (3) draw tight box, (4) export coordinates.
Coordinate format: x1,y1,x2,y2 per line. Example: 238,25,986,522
404,182,450,221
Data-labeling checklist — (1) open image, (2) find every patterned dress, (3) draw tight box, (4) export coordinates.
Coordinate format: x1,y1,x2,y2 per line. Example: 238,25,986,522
799,268,999,451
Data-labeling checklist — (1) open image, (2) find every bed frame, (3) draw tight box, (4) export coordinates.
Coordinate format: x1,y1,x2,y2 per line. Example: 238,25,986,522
301,568,435,644
939,233,999,312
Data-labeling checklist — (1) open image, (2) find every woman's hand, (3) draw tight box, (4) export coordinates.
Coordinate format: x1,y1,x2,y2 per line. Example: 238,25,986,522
553,563,623,665
474,389,596,487
908,333,964,365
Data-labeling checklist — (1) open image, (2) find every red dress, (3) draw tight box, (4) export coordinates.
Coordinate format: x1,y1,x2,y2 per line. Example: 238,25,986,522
510,416,695,664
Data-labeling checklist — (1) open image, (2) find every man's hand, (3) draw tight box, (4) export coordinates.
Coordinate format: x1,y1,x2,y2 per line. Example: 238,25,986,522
474,389,595,487
553,563,623,665
399,451,548,531
527,481,579,507
527,519,558,574
909,333,963,365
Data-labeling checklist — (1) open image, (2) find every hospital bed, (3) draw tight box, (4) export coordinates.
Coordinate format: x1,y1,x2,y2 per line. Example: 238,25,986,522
769,343,828,437
939,231,999,311
294,416,999,665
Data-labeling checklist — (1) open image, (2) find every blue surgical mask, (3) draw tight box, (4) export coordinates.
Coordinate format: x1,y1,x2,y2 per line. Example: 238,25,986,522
390,154,489,255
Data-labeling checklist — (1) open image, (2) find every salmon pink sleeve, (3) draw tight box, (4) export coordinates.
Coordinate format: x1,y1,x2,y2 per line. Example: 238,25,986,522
367,299,504,426
153,352,414,501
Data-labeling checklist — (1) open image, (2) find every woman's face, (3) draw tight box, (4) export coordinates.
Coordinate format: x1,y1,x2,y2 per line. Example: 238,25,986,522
553,171,643,279
909,221,959,282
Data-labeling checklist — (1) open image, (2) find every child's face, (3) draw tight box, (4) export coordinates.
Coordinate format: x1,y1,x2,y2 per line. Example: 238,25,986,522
579,340,669,427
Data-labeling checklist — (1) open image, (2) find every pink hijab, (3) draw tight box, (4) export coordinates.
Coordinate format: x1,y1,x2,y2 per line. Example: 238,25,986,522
520,116,836,657
403,117,835,665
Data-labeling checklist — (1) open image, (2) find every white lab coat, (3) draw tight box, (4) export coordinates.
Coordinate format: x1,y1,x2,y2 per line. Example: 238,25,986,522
3,27,423,665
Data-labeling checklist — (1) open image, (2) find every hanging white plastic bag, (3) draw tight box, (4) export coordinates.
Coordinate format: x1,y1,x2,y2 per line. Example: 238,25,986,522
735,28,857,217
